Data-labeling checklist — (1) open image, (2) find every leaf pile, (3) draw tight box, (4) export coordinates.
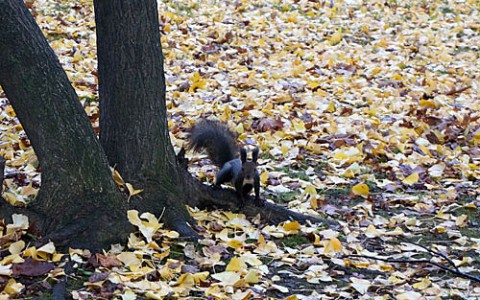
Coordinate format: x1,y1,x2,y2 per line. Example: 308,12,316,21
1,0,480,299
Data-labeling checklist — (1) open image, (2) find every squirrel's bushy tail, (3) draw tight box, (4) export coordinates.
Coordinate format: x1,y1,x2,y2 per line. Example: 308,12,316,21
188,120,238,167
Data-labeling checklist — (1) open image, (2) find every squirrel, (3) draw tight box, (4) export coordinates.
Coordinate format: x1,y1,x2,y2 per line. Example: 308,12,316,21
188,119,263,207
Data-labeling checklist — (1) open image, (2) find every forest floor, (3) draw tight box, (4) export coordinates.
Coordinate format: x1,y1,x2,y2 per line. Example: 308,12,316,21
1,0,480,299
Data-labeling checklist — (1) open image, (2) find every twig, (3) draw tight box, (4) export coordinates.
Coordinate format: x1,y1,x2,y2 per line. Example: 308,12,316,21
445,86,471,96
398,237,459,272
344,254,480,283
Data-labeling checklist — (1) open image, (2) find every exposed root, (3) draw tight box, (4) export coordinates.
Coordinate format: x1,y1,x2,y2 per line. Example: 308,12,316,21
177,149,338,228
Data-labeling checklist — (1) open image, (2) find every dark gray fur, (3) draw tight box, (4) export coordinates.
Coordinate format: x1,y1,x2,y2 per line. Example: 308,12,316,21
188,120,262,207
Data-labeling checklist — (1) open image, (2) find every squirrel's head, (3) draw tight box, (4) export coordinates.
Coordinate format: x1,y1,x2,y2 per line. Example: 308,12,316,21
240,147,259,180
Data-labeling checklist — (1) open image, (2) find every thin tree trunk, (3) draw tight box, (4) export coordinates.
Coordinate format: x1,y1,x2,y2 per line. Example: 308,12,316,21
0,0,131,249
94,0,197,238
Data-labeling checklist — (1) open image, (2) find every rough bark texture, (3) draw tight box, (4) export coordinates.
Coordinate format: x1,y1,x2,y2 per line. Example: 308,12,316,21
94,0,197,238
0,0,131,249
0,156,4,194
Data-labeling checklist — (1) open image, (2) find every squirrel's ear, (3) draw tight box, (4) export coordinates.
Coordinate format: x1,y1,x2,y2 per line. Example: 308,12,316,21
240,148,247,163
252,147,259,163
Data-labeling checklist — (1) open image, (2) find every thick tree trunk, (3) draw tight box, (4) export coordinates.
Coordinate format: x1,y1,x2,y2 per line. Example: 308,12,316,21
94,0,197,238
0,0,131,249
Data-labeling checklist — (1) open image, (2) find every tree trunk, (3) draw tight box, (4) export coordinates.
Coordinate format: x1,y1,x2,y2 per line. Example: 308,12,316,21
0,0,333,250
93,0,335,235
94,0,197,238
0,0,131,249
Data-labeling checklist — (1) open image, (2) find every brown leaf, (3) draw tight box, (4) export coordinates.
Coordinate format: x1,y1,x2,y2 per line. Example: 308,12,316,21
96,253,123,268
12,258,54,277
88,272,109,283
257,119,284,132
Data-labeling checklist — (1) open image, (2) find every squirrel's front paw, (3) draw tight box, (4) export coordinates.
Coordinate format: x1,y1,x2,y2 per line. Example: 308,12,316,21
237,198,246,209
254,197,265,207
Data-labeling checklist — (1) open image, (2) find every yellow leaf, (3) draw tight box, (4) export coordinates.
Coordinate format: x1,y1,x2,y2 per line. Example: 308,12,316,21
324,237,343,254
310,195,318,210
227,239,244,249
412,277,431,290
244,269,259,283
365,224,381,238
420,100,437,108
226,257,242,272
456,214,468,227
175,273,195,288
126,183,143,197
163,230,179,239
304,185,317,195
418,144,431,156
292,119,306,133
464,203,476,209
211,271,241,286
188,71,207,92
286,13,296,23
192,271,210,284
283,221,301,231
313,234,321,246
117,252,141,268
112,169,125,185
4,279,24,296
236,123,244,134
204,286,226,299
343,169,355,178
52,253,64,262
281,145,289,156
37,241,56,255
307,79,320,90
352,183,369,198
72,50,83,63
127,210,161,242
402,173,419,185
5,105,16,117
396,291,422,300
163,24,171,33
9,241,25,255
350,277,371,295
127,210,142,226
428,163,445,178
329,28,342,45
326,100,336,112
260,171,269,184
3,192,21,206
361,24,370,34
330,237,343,251
333,152,348,160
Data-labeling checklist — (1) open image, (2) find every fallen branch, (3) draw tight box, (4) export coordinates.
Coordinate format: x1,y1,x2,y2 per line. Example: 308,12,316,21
445,85,471,96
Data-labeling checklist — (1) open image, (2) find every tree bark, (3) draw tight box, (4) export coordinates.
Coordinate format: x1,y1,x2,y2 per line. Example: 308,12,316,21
94,0,197,238
0,0,131,249
0,156,4,194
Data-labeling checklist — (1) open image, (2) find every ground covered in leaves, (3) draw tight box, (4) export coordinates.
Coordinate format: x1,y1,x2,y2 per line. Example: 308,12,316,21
1,0,480,299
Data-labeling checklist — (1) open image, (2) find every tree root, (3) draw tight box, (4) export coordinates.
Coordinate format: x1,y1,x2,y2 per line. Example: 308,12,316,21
177,149,338,228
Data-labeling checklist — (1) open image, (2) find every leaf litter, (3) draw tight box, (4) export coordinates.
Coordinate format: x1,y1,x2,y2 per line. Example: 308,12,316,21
1,0,480,298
